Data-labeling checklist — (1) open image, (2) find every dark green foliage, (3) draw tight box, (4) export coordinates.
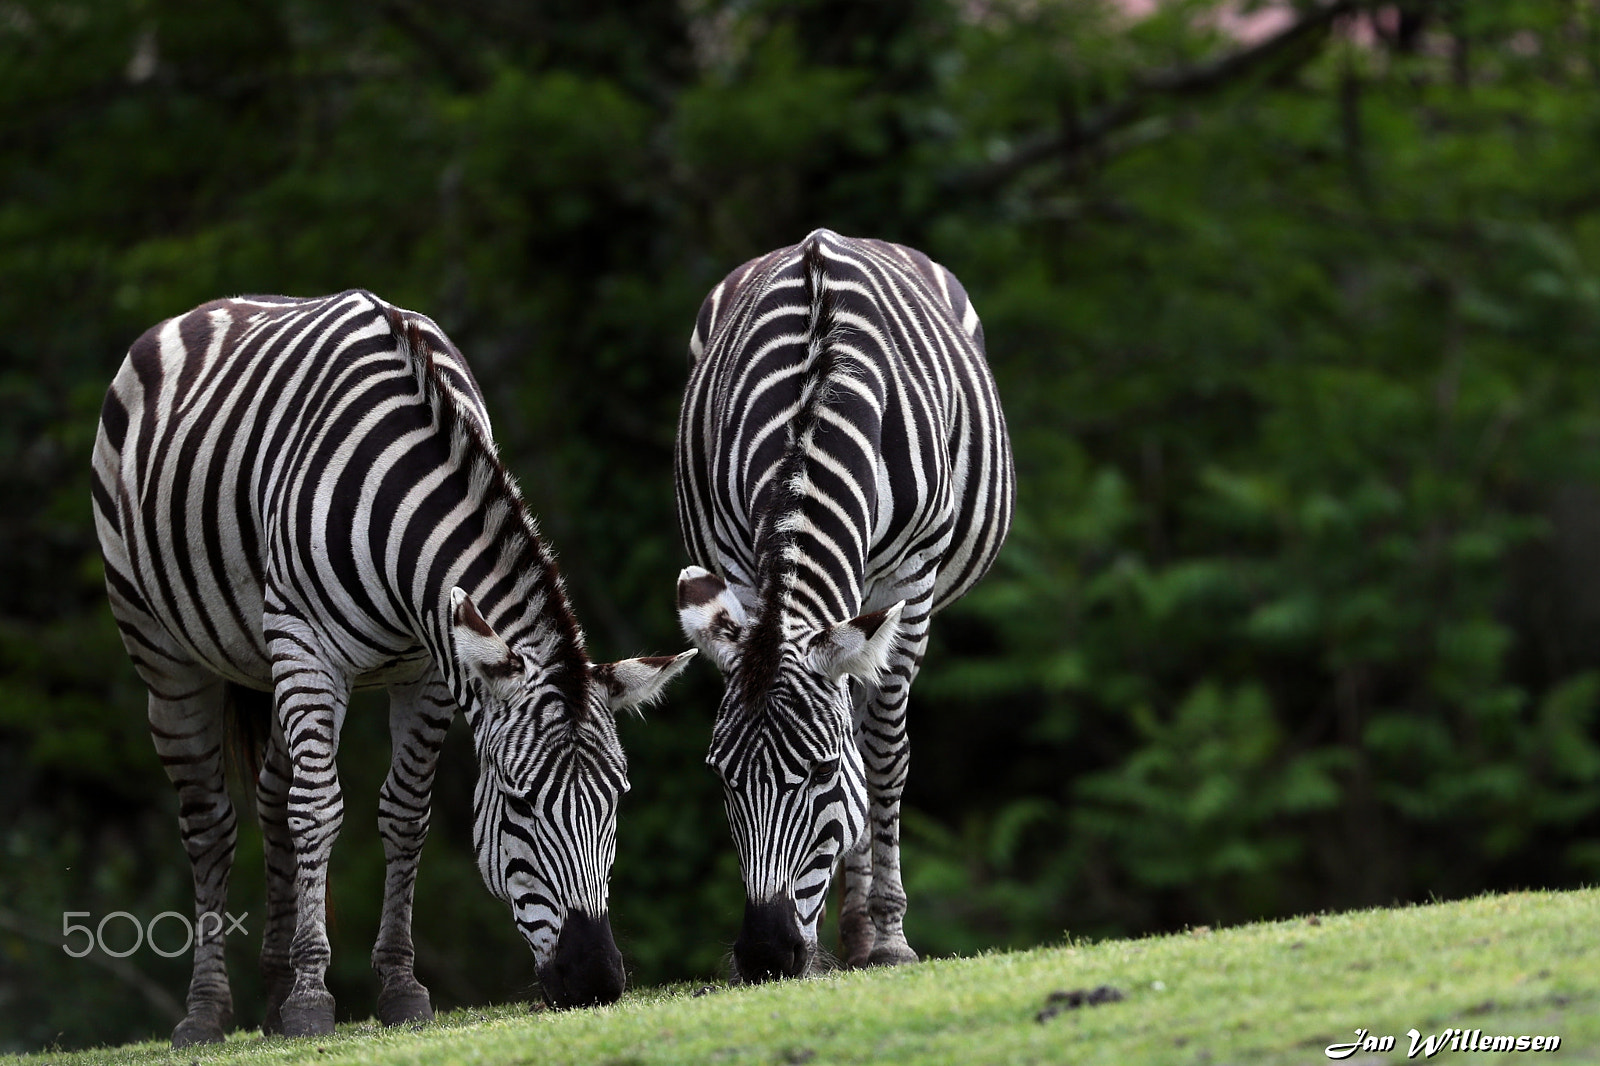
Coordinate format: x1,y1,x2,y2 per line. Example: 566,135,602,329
2,0,1599,1051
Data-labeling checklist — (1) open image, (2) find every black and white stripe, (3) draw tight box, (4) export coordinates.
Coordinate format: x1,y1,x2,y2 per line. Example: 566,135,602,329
92,290,692,1045
674,230,1013,980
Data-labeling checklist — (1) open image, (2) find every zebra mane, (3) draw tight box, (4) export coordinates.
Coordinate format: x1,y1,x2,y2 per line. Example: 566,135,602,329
740,236,848,697
382,303,593,714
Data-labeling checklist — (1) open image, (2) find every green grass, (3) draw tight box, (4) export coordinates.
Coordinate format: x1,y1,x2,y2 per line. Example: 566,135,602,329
17,888,1597,1066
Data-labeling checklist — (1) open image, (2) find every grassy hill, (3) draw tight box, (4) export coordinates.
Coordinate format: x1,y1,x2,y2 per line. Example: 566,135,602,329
19,888,1597,1066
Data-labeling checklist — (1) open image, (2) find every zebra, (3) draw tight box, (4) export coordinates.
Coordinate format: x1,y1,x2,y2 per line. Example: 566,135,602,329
91,290,694,1045
673,229,1014,981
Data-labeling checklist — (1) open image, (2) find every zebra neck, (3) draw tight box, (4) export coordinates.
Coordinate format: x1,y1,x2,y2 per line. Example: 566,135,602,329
388,302,591,719
384,430,591,727
747,236,876,633
751,458,869,635
427,542,592,724
750,533,864,643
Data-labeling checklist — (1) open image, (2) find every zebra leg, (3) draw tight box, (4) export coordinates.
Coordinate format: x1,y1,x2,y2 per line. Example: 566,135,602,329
839,678,877,967
371,677,452,1027
838,834,875,968
267,623,350,1038
859,598,932,968
101,513,239,1044
146,676,239,1047
257,721,297,1034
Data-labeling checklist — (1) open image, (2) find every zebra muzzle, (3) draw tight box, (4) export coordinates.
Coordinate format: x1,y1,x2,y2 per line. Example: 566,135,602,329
733,897,811,982
537,909,625,1009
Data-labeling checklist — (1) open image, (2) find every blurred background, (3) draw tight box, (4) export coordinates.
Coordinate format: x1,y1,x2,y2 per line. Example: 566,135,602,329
4,0,1600,1051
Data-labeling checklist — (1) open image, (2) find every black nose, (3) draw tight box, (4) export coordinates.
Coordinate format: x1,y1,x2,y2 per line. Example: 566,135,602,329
538,910,625,1009
733,898,809,982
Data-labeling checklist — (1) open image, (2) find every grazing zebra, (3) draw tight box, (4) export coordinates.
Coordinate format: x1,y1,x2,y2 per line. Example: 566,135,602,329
674,229,1014,981
92,290,693,1045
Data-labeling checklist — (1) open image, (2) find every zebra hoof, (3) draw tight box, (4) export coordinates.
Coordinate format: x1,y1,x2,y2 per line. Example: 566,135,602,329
839,911,876,969
866,943,920,968
171,1012,230,1048
280,990,336,1037
263,972,292,1035
377,982,434,1026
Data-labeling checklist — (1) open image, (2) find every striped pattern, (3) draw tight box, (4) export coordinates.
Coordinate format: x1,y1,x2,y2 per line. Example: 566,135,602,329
675,230,1014,979
93,290,689,1044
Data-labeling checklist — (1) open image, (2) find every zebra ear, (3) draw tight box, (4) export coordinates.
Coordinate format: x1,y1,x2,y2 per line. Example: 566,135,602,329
592,649,697,715
677,565,746,673
450,587,524,699
806,601,905,684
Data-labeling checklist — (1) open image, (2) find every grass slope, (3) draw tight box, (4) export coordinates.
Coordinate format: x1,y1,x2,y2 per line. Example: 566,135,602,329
16,888,1596,1066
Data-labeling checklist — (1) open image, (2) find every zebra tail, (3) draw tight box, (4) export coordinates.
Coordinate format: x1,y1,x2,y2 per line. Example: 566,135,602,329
222,682,271,805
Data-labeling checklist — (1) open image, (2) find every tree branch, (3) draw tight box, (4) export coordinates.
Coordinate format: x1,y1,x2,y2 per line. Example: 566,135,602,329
948,0,1357,193
379,0,488,93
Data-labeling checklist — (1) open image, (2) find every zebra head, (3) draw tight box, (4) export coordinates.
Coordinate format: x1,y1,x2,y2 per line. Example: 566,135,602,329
449,587,695,1008
676,566,902,982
